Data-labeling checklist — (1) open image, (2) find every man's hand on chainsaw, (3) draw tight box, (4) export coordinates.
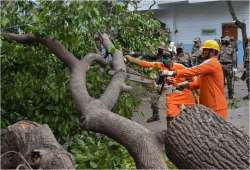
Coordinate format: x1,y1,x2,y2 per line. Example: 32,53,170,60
164,85,182,94
176,81,189,90
166,77,174,84
162,70,176,77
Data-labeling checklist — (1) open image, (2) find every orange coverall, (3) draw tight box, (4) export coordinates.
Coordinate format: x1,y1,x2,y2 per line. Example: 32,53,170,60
133,59,195,117
176,57,228,120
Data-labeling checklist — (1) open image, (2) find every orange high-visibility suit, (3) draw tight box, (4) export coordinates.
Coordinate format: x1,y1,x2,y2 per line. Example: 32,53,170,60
132,59,195,117
176,57,227,120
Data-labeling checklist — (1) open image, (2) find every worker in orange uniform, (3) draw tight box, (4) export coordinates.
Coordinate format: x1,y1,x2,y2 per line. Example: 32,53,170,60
126,52,195,120
162,40,228,120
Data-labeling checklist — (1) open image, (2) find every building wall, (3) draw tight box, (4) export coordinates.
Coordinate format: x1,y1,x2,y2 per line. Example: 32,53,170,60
154,1,249,64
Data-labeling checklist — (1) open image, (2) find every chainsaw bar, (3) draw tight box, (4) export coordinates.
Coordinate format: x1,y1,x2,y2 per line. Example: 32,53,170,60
164,85,182,94
108,70,182,95
108,70,155,84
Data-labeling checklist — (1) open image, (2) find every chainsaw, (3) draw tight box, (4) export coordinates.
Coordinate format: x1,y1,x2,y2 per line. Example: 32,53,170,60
108,68,182,95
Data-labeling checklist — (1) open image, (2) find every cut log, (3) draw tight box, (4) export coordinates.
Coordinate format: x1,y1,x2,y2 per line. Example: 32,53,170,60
1,120,74,169
165,105,249,169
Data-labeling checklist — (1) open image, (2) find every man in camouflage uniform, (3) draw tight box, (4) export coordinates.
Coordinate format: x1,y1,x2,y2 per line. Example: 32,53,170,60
147,42,167,123
143,42,168,122
242,38,249,100
191,37,203,66
174,43,192,67
230,36,238,67
219,36,237,99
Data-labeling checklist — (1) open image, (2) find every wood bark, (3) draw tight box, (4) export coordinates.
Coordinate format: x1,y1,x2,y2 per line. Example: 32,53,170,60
1,120,74,169
164,105,249,169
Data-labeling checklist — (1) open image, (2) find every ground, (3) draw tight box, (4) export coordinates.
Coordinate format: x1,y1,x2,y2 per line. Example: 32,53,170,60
131,66,249,135
226,67,249,134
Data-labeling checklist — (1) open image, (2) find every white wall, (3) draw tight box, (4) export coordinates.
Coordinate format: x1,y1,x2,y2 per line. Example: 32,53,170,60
154,1,249,44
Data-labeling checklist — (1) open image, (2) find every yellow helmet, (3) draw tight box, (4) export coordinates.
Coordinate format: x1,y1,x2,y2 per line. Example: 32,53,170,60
201,39,220,52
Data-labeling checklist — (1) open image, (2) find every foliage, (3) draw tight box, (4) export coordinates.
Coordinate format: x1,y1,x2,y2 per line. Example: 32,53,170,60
1,0,168,168
1,42,79,141
166,157,178,170
70,131,135,169
112,92,140,118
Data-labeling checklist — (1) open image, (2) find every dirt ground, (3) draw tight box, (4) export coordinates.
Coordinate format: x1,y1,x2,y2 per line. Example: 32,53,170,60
131,66,249,135
226,68,249,134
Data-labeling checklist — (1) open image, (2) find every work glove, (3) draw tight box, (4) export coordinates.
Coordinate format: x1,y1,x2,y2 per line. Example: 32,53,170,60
176,81,189,90
166,77,174,84
162,70,176,77
124,55,138,63
123,55,128,63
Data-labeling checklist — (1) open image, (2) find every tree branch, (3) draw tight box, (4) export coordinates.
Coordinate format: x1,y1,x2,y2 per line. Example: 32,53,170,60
81,53,107,67
1,32,78,69
1,32,94,110
149,0,156,10
121,83,133,92
226,0,248,65
226,0,237,21
80,99,166,169
100,33,126,71
99,33,129,109
70,53,107,112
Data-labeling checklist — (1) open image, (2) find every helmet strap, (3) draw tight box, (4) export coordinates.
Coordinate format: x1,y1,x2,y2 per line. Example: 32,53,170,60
208,49,217,57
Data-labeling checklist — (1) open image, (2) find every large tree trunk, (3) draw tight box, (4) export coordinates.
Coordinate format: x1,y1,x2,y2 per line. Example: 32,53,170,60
164,105,249,169
1,120,74,169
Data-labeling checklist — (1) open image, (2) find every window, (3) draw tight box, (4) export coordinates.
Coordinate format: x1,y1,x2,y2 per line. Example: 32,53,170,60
201,29,216,36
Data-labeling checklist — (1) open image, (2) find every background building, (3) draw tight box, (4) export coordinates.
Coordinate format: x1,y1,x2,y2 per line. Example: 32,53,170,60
130,0,250,64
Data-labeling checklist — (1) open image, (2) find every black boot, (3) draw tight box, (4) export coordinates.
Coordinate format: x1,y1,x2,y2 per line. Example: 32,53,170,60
147,110,159,123
228,90,234,99
244,81,249,100
228,94,234,99
243,94,249,100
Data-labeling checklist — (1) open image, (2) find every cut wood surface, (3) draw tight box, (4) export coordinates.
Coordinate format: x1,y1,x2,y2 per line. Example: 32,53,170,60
165,105,249,169
1,120,74,169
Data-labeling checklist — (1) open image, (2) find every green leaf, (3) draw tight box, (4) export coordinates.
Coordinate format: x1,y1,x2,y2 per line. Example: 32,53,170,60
90,161,98,168
107,46,116,55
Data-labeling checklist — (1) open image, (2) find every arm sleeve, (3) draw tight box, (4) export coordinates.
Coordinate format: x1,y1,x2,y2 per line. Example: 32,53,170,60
128,56,162,68
176,58,215,77
136,60,163,69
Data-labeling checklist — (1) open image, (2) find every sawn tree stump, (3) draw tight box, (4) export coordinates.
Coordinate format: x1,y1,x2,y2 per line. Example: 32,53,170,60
1,120,74,169
165,105,249,169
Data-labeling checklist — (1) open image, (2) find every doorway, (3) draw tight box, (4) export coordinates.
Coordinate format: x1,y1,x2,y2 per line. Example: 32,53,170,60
222,22,238,40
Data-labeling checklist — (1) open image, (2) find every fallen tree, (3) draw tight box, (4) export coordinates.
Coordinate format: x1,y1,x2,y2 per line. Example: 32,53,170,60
2,32,249,169
1,120,74,169
1,32,167,169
